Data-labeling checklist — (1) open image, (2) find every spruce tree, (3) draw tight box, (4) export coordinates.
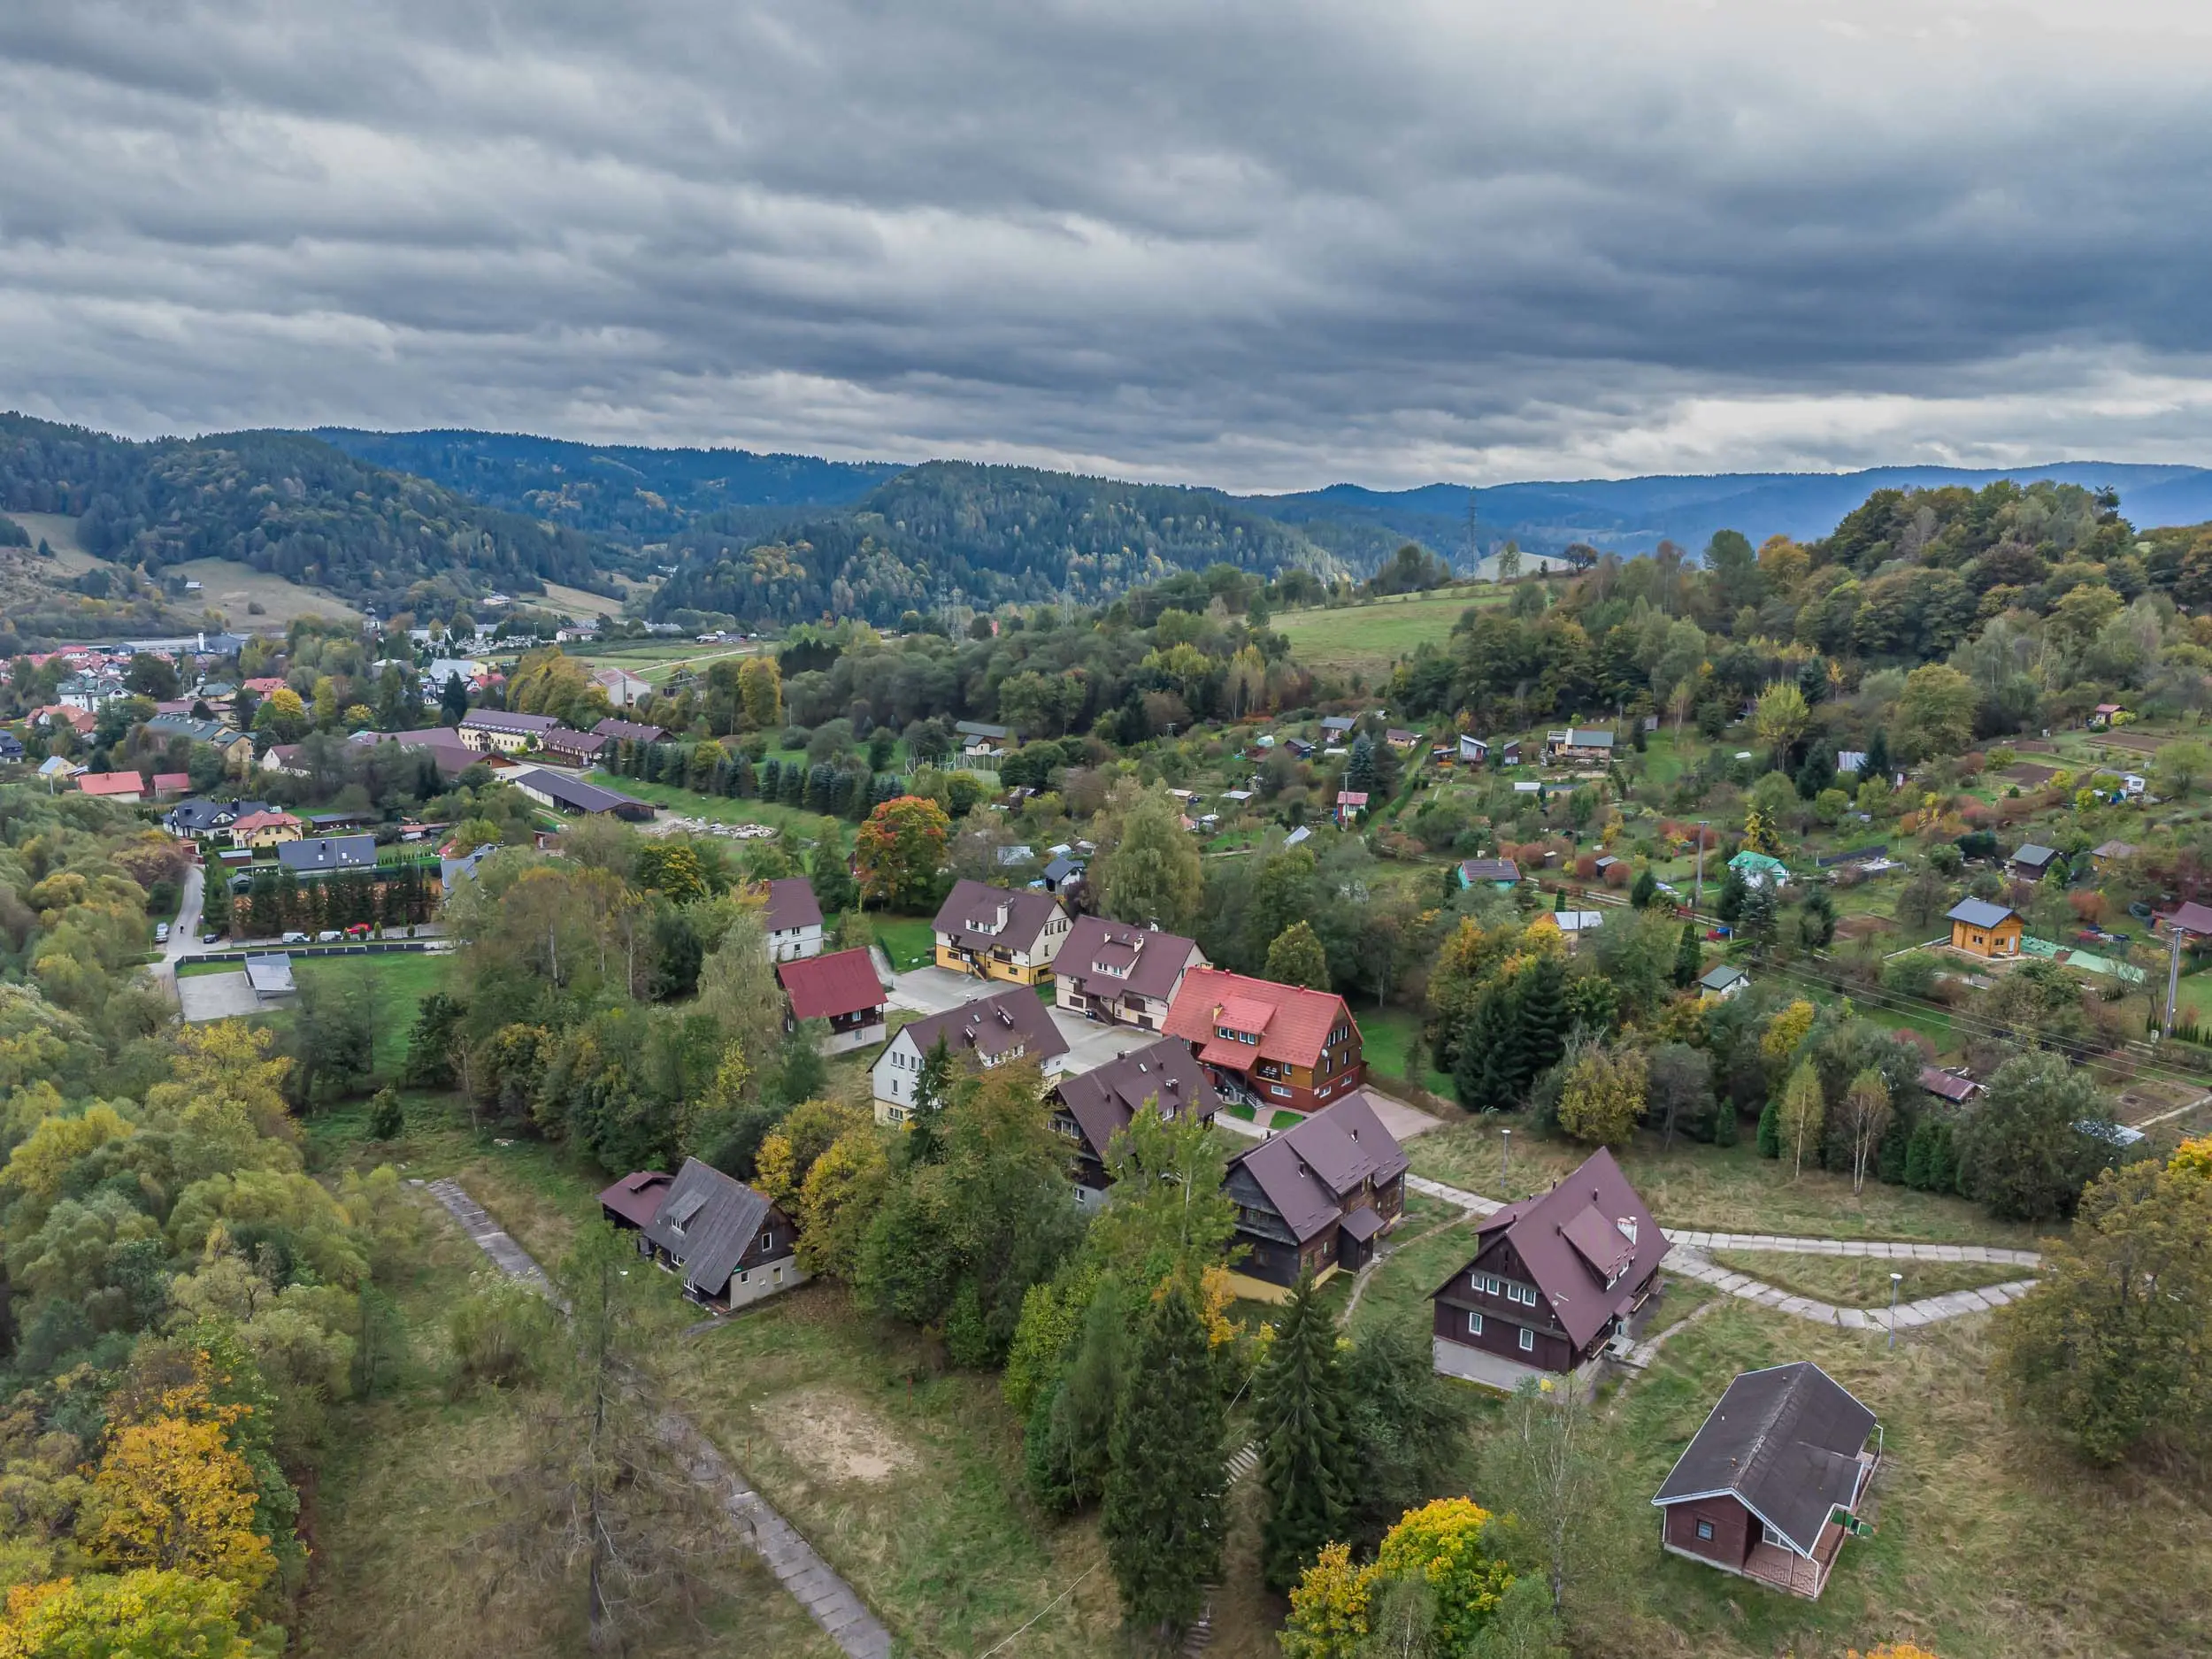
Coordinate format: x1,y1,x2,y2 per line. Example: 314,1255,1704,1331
1452,983,1515,1113
1904,1119,1933,1189
1863,727,1891,780
1102,1279,1225,1640
1254,1268,1356,1592
1510,956,1569,1100
1631,868,1658,910
1712,1098,1739,1148
1756,1096,1782,1159
902,1035,955,1167
1673,921,1702,988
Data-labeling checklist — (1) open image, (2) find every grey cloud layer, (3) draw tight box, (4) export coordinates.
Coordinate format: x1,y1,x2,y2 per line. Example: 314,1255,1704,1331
4,0,2212,487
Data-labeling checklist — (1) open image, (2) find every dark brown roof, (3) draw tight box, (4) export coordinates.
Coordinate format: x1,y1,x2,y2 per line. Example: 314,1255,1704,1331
1051,1036,1217,1163
764,877,824,934
1653,1362,1877,1557
933,879,1066,953
1432,1146,1669,1350
1056,916,1202,1002
1226,1092,1407,1244
897,986,1069,1070
778,949,887,1021
1917,1066,1982,1103
597,1168,673,1229
638,1157,780,1299
594,718,668,745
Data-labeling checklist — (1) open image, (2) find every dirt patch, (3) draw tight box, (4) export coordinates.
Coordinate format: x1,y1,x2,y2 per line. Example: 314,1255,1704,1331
752,1389,916,1486
2002,762,2059,787
1836,914,1898,940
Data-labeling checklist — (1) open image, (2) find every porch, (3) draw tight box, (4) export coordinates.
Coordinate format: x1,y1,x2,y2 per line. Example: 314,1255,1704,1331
1742,1517,1847,1600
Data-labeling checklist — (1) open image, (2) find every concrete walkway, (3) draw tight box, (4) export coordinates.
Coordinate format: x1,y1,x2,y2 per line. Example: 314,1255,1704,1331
1400,1173,2040,1333
419,1179,894,1659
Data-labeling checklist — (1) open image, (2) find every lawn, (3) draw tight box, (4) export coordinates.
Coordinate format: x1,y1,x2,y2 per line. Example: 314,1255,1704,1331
1703,1249,2036,1307
1343,1194,1479,1339
1358,1004,1455,1095
291,952,454,1079
585,771,852,848
874,914,937,972
1606,1300,2212,1659
1271,586,1515,679
1409,1118,2047,1248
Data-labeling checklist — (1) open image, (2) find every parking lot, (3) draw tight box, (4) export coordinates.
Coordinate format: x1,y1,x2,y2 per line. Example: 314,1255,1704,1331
884,964,1164,1075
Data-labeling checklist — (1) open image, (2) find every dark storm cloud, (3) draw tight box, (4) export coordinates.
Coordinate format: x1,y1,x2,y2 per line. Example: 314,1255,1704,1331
4,0,2212,488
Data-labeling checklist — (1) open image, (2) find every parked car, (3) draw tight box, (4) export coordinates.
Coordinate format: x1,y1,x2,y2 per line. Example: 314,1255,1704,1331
281,931,311,945
315,930,342,943
201,931,222,944
153,922,169,942
345,923,373,939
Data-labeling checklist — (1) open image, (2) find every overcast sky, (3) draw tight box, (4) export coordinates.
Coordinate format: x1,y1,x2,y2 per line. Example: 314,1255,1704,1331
4,1,2212,491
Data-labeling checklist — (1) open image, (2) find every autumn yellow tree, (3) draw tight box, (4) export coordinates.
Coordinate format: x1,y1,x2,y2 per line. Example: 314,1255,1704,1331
0,1570,250,1658
1280,1540,1371,1659
80,1410,274,1595
795,1130,892,1280
738,655,782,730
1778,1061,1826,1182
1372,1497,1515,1650
1760,998,1816,1078
1555,1043,1647,1148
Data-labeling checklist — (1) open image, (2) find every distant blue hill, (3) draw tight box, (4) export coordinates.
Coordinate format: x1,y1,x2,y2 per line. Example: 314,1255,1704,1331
1235,463,2212,562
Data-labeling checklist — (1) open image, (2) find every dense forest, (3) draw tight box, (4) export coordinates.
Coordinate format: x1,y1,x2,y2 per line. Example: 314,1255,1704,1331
311,428,900,542
650,461,1347,627
0,415,636,613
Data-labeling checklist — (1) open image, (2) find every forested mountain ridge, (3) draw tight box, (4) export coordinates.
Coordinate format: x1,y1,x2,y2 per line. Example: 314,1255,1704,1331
0,413,637,613
649,460,1345,627
310,426,902,542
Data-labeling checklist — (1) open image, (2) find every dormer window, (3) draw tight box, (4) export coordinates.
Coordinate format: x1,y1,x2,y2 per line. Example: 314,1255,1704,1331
1617,1217,1638,1248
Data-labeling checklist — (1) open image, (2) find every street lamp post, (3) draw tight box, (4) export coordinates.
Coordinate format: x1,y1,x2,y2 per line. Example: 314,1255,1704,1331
1888,1271,1903,1349
1501,1127,1511,1195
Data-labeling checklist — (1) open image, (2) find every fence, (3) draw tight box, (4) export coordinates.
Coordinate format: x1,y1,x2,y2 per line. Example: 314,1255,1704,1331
1817,843,1891,868
176,939,449,969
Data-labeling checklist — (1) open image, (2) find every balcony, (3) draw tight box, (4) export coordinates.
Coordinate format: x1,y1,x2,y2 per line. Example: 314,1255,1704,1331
1742,1520,1846,1600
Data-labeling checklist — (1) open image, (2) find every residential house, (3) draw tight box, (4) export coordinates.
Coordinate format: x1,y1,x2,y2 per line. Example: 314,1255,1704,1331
1385,727,1419,749
1946,898,2022,959
1917,1066,1983,1104
1456,857,1522,889
143,714,252,766
457,709,566,753
763,878,826,963
1333,791,1369,826
954,719,1014,759
592,666,653,707
35,757,83,783
871,987,1070,1125
1458,734,1489,764
75,772,146,803
1041,854,1087,895
604,1158,805,1311
441,842,500,889
261,745,307,777
1054,917,1206,1031
0,733,23,764
58,673,125,712
508,767,657,820
30,704,95,737
1430,1147,1669,1390
1320,715,1356,741
1727,850,1791,890
1048,1036,1219,1204
1222,1093,1406,1301
931,879,1071,984
278,835,378,875
1544,727,1616,764
777,949,889,1055
1652,1362,1879,1601
165,797,271,838
2090,839,2138,868
541,727,611,768
594,717,668,747
349,726,480,780
1163,967,1364,1113
2009,842,2061,882
1699,964,1748,1002
229,810,303,849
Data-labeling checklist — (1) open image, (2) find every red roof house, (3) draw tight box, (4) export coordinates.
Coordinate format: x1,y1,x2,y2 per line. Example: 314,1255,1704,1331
76,771,146,801
777,948,889,1056
150,772,192,799
1163,967,1363,1113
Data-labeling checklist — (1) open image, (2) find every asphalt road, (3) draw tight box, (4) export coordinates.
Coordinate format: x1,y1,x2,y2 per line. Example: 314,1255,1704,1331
149,861,204,1002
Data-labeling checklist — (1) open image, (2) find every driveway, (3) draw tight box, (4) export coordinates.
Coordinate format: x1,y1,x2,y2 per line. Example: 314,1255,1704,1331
882,964,1164,1077
147,862,204,1004
177,971,262,1023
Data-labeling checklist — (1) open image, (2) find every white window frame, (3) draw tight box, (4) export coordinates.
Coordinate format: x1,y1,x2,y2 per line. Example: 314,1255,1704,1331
1695,1519,1715,1541
1517,1327,1534,1353
1466,1311,1483,1336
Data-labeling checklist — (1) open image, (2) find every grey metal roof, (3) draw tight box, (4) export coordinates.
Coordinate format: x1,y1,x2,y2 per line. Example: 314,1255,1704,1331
639,1157,776,1300
1946,897,2016,929
1653,1362,1877,1558
2011,842,2058,866
242,954,296,996
1700,964,1746,991
278,834,378,872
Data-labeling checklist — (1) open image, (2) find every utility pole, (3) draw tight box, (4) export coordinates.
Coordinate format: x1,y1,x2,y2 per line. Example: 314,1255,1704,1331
2165,921,2185,1038
1887,1271,1902,1349
1694,820,1709,916
1501,1126,1511,1196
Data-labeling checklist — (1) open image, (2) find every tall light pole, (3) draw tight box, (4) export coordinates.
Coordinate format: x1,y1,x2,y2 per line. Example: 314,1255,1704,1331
1887,1271,1903,1349
2164,921,2185,1038
1501,1126,1511,1196
1694,820,1709,917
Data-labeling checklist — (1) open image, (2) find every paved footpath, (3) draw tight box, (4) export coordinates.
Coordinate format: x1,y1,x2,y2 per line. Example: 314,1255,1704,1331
419,1179,895,1659
1402,1173,2040,1333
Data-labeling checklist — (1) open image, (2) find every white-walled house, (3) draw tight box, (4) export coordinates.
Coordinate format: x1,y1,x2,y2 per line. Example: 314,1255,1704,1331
871,987,1070,1125
763,878,825,962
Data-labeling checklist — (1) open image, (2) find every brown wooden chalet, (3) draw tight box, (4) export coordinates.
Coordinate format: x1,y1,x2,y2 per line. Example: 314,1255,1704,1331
1048,1035,1219,1205
1429,1147,1668,1390
1653,1362,1880,1600
595,1157,805,1311
1163,967,1364,1113
1053,915,1206,1031
1222,1094,1406,1302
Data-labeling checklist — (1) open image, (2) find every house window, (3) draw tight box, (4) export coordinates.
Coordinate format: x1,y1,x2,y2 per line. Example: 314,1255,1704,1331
1761,1524,1787,1548
1695,1519,1715,1541
1466,1311,1483,1336
760,1232,774,1251
1270,1086,1291,1098
1517,1327,1535,1353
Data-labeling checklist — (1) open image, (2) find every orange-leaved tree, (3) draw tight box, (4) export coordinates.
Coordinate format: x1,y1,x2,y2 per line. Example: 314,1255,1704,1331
78,1379,275,1597
854,795,950,910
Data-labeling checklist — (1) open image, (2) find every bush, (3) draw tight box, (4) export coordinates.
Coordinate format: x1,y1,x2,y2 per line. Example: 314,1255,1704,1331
447,1277,558,1394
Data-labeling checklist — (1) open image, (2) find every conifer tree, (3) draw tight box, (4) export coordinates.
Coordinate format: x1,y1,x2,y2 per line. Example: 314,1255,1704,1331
1863,727,1892,780
1102,1280,1225,1640
1630,868,1658,909
902,1034,955,1167
1673,920,1702,988
1756,1095,1783,1159
1255,1268,1356,1592
1510,956,1570,1099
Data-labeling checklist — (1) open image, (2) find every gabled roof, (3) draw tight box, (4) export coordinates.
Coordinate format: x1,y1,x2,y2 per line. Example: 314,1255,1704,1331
2011,842,2059,867
1458,858,1521,884
778,949,886,1022
278,834,377,872
1917,1066,1982,1103
1432,1147,1669,1351
2162,900,2212,937
75,772,145,796
637,1157,779,1299
593,718,667,744
1652,1362,1877,1559
1164,967,1351,1072
598,1167,674,1227
232,809,301,833
1552,726,1615,749
461,708,565,733
895,986,1069,1070
1226,1092,1407,1243
1946,897,2016,930
1056,915,1201,1002
933,879,1065,954
1051,1036,1218,1164
1700,964,1747,992
764,877,825,934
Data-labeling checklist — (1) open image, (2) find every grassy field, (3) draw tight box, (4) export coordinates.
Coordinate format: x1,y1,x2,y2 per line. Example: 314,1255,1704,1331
208,952,454,1080
1409,1118,2048,1248
585,772,851,846
874,914,937,972
1704,1249,2035,1307
1609,1300,2212,1659
1357,1004,1455,1095
537,580,626,618
1343,1194,1478,1338
167,556,364,627
1271,586,1515,678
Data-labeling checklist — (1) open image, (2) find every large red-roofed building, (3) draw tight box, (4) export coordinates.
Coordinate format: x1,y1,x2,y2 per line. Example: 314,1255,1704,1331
1163,967,1363,1113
